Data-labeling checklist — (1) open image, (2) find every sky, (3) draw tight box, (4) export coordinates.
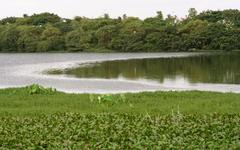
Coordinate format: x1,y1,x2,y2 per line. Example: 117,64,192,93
0,0,239,19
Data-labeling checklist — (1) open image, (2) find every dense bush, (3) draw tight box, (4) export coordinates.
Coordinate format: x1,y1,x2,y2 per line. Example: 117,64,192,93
0,9,240,52
0,113,240,149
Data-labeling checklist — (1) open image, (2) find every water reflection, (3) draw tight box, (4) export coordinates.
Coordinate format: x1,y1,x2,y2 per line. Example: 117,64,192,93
63,52,240,84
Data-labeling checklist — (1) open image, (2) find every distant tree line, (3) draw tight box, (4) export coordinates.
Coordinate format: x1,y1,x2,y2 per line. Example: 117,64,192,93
0,8,240,52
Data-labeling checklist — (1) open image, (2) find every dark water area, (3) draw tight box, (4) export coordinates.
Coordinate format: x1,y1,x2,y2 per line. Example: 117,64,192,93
63,52,240,85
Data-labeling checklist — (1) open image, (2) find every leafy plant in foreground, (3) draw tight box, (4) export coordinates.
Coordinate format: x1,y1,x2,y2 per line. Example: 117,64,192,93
26,84,56,95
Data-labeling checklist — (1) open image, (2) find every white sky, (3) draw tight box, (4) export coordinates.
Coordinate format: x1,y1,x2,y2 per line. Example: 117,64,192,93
0,0,239,19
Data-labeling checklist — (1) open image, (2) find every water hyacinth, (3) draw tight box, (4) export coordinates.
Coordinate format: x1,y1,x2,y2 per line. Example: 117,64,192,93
0,113,240,149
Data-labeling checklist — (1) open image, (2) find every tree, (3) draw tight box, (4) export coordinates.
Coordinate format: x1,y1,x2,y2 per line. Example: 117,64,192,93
104,13,110,19
197,10,224,23
65,28,91,51
165,15,178,26
29,13,61,26
0,25,19,51
38,25,64,52
122,14,127,20
54,19,73,33
23,14,28,18
188,8,198,19
17,25,42,52
156,11,164,20
96,25,117,48
118,17,146,52
179,19,209,50
0,17,18,25
0,10,240,52
143,11,165,33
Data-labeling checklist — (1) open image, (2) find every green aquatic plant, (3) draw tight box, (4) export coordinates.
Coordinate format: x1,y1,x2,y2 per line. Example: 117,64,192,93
26,84,56,95
0,113,240,149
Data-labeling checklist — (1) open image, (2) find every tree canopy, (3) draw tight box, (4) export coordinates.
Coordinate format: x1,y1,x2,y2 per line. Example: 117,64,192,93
0,9,240,52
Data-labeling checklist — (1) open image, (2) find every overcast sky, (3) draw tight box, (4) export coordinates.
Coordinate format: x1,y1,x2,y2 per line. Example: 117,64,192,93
0,0,239,19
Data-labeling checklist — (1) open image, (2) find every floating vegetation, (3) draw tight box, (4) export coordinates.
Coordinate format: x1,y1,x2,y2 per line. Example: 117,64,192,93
0,113,240,149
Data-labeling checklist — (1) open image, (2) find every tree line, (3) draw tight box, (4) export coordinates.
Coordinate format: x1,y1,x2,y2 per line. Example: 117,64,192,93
0,8,240,52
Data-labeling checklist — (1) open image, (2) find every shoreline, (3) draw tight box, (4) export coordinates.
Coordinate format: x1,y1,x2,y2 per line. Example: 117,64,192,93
0,49,239,54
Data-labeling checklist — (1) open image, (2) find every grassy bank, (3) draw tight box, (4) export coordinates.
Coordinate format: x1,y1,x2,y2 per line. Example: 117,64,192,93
0,86,240,116
0,85,240,149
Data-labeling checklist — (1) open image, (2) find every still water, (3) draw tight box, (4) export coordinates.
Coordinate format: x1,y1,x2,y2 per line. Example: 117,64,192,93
0,52,239,93
63,52,240,85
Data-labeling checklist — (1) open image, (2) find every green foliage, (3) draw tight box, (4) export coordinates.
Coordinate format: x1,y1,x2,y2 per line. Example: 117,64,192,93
0,25,19,51
28,13,61,26
0,113,240,149
38,25,65,52
0,9,240,52
26,84,56,95
188,8,198,19
16,25,42,52
65,28,90,51
0,17,19,25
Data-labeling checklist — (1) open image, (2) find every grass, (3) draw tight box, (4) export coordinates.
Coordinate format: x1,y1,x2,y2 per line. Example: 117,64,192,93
0,85,240,116
0,85,240,149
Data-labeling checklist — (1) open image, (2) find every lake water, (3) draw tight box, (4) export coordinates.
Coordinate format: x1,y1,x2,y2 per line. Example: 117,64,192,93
0,52,240,93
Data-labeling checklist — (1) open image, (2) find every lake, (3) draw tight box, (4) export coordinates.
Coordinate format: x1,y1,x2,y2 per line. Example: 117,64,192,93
0,52,240,93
